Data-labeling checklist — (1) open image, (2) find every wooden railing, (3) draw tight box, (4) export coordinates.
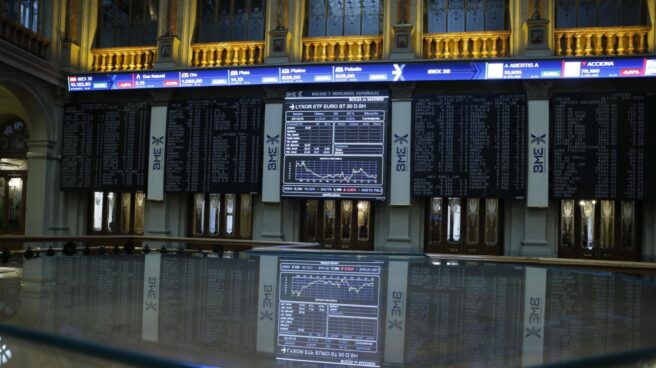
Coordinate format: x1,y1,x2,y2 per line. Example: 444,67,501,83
554,26,650,56
423,30,511,59
0,15,49,58
90,46,157,72
302,35,383,62
191,41,265,67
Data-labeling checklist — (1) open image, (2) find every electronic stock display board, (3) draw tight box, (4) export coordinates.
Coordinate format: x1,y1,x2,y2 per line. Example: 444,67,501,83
552,92,656,199
281,90,389,200
164,98,263,193
276,259,383,367
68,57,656,92
61,102,149,191
412,94,527,198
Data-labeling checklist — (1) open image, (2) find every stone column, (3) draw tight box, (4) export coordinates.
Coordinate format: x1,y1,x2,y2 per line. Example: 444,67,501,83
24,139,58,236
78,0,98,71
64,0,79,42
648,0,656,53
177,0,197,65
524,0,551,57
520,82,556,257
265,0,291,64
155,0,181,68
61,0,81,70
19,257,56,332
390,0,416,60
640,204,653,261
287,0,304,62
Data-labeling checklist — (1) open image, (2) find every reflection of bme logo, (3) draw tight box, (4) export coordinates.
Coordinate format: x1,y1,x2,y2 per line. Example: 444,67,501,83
388,291,403,330
525,297,542,338
261,284,273,321
0,337,11,365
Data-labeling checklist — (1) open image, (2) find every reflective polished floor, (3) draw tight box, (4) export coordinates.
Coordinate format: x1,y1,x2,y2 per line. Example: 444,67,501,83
0,250,654,367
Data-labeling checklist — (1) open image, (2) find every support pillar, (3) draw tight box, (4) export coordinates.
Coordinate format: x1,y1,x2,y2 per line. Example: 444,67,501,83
144,97,179,240
378,85,421,252
389,0,416,60
155,0,180,68
287,0,304,62
265,0,291,64
648,0,656,53
25,139,58,236
61,0,81,71
253,88,293,242
19,257,56,332
521,82,555,256
524,0,551,57
643,202,656,261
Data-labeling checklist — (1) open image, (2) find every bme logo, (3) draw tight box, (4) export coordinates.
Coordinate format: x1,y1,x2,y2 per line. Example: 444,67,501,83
530,134,546,173
151,136,164,170
266,134,279,170
394,134,409,172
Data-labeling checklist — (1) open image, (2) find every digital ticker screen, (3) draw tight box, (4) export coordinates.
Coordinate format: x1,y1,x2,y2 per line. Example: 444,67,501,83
276,260,383,367
69,57,656,92
281,90,389,200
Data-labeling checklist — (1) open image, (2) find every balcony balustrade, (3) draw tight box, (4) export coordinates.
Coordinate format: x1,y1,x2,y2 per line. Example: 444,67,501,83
302,35,383,62
191,41,265,67
90,46,157,72
423,30,511,59
554,26,650,56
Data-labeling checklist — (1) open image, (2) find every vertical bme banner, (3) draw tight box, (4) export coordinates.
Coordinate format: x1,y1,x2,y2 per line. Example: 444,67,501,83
281,90,389,200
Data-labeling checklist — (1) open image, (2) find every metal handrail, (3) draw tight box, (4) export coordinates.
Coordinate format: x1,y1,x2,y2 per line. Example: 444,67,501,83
427,253,656,274
0,235,319,258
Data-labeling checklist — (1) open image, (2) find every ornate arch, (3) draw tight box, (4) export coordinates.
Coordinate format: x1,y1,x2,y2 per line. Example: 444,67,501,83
0,76,57,143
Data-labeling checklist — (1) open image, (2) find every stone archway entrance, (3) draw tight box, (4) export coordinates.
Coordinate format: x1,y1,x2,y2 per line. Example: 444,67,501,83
0,118,29,234
0,80,55,240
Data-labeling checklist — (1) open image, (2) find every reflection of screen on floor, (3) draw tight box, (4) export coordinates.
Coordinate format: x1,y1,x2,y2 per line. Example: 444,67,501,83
276,259,383,367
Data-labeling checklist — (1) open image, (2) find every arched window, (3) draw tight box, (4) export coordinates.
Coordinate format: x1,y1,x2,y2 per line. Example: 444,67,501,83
424,0,508,33
0,119,28,234
555,0,648,28
97,0,159,47
306,0,382,37
196,0,266,43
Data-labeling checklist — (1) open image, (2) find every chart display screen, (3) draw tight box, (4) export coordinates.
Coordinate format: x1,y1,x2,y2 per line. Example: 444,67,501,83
281,90,389,199
276,259,383,367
